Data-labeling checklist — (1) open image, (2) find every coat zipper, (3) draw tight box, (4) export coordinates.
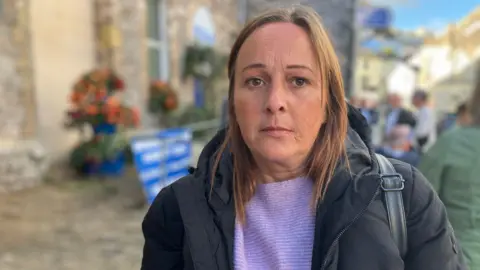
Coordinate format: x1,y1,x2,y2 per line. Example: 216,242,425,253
319,183,381,270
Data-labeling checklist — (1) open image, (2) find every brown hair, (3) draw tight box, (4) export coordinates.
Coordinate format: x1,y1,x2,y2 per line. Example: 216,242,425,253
212,5,349,222
456,102,468,116
469,63,480,126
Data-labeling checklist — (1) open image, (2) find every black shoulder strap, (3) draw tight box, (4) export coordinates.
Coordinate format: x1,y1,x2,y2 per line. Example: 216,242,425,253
375,153,408,258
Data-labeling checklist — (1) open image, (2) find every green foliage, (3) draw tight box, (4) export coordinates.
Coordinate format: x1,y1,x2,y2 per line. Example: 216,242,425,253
68,133,130,170
148,88,178,114
182,44,228,85
182,44,228,112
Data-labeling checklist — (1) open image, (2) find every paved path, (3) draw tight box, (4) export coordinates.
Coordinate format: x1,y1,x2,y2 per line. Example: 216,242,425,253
0,138,209,270
0,175,146,270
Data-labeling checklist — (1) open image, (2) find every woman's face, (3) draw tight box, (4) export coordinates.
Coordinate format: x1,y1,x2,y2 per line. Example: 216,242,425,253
233,22,326,169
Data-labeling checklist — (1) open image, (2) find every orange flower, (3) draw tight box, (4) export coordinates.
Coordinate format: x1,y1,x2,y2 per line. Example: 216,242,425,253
105,96,120,108
164,94,178,110
154,81,167,88
106,107,121,124
106,113,117,124
86,105,99,115
95,88,107,101
70,92,84,104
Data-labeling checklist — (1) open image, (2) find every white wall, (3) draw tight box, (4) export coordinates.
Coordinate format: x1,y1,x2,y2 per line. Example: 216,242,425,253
30,0,96,159
386,61,416,102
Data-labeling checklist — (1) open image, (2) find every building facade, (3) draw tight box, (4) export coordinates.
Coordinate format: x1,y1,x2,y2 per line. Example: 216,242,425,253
0,0,239,192
354,48,397,97
387,6,479,112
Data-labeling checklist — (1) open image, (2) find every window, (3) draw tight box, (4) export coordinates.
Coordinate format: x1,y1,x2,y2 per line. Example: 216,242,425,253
147,0,168,81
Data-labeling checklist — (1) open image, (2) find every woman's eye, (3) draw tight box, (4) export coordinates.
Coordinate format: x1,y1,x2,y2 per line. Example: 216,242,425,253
292,77,308,87
246,78,264,87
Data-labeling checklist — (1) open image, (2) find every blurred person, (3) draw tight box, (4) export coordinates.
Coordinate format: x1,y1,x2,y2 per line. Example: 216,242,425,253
436,111,457,135
455,102,472,127
359,92,380,126
437,102,472,136
359,97,373,123
385,93,417,136
411,90,436,152
348,95,360,107
376,125,420,166
419,66,480,269
141,6,466,270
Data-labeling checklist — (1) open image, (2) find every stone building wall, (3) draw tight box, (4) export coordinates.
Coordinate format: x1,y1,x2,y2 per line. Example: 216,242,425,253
0,0,46,193
114,0,148,110
94,0,149,126
0,0,35,140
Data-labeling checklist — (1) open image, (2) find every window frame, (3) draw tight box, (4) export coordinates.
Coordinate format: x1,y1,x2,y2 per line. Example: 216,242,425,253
146,0,169,81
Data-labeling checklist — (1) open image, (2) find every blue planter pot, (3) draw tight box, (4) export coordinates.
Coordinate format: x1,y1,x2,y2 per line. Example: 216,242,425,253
93,123,117,135
99,152,126,177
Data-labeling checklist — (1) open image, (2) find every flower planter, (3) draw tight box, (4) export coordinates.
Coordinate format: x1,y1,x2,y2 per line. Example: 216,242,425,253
86,124,126,177
93,123,117,135
98,153,126,177
67,69,138,179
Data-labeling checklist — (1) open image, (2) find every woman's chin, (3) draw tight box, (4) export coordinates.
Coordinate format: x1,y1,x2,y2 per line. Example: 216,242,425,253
256,148,295,163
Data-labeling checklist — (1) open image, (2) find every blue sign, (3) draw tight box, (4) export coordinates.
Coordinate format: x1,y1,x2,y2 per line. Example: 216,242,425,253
130,128,192,204
359,7,392,29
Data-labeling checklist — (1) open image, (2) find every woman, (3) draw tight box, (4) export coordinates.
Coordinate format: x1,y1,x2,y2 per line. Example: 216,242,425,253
142,6,465,270
419,69,480,269
455,102,472,127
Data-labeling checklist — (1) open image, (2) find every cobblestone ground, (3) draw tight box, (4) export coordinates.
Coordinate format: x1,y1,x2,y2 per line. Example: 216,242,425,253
0,168,148,270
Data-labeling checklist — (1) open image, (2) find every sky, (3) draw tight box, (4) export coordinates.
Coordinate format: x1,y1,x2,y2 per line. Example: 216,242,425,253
361,0,478,54
387,0,479,31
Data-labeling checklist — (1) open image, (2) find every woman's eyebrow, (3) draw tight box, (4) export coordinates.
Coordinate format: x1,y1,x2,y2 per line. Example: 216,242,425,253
241,63,314,73
241,63,266,72
285,65,313,73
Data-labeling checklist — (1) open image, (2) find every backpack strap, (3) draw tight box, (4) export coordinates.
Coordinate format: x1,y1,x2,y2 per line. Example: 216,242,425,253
375,153,408,258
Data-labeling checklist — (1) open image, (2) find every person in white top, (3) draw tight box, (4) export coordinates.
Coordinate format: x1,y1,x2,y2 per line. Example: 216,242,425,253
412,90,436,152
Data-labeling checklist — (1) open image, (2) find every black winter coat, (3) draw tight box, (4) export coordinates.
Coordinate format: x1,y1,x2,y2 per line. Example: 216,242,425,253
141,107,466,270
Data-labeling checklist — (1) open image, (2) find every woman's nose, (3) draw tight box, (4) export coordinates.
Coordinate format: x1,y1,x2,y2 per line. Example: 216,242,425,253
264,81,287,114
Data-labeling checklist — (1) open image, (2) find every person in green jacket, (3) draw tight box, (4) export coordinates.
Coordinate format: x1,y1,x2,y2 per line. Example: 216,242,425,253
419,75,480,269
